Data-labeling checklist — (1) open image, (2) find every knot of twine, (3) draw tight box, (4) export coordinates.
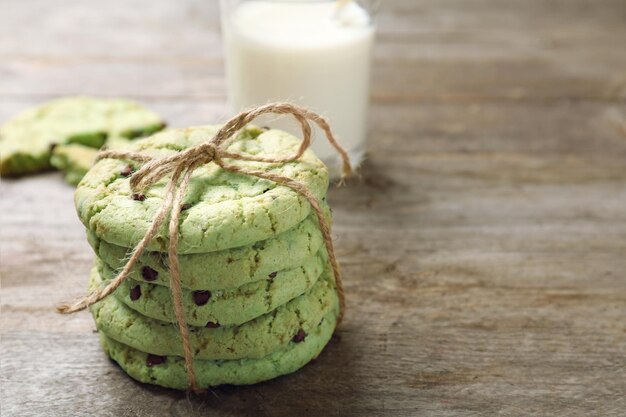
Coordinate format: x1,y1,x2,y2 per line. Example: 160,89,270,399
57,103,351,392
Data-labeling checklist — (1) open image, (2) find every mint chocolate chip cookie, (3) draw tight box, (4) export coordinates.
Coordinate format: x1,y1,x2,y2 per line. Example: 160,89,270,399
75,125,329,254
50,144,98,186
0,97,164,176
91,262,339,360
98,306,337,390
89,210,329,291
50,136,136,186
99,248,326,327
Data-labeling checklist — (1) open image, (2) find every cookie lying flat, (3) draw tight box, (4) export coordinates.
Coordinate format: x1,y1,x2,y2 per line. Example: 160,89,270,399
0,97,164,176
50,144,98,186
100,250,326,327
50,136,136,186
75,125,329,254
89,210,329,291
91,262,338,360
99,307,337,390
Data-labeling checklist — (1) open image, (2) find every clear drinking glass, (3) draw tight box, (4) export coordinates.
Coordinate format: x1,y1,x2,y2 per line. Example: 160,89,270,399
220,0,378,176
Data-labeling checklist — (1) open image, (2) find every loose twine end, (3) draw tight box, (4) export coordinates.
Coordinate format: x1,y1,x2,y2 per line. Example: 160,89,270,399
56,304,71,314
57,102,352,391
56,294,94,314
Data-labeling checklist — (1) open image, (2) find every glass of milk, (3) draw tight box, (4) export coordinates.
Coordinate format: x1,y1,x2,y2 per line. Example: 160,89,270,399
220,0,378,176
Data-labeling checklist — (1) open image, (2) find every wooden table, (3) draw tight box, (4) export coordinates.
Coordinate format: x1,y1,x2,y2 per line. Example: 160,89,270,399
1,1,625,416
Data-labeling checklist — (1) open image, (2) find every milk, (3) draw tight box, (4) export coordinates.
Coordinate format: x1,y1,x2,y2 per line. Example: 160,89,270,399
222,0,375,174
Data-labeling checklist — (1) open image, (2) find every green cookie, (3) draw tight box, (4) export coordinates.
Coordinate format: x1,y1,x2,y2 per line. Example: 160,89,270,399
98,308,337,390
75,125,329,254
0,97,164,176
51,137,136,186
91,262,339,360
99,249,326,327
89,210,329,291
50,144,98,186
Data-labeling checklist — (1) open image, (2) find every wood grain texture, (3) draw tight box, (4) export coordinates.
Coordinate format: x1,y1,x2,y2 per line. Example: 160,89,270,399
1,0,625,416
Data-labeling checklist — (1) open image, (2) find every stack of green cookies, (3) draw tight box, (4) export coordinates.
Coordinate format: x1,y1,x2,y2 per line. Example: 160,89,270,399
75,125,340,389
0,97,165,184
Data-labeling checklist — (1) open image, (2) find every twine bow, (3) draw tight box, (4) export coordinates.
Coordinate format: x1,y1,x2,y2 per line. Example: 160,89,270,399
57,103,351,391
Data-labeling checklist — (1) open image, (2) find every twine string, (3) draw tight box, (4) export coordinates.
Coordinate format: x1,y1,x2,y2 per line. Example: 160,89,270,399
57,103,351,391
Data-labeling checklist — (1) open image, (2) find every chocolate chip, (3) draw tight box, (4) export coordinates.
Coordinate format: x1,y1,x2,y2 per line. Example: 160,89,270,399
120,165,134,177
146,354,166,367
205,321,221,329
293,329,307,343
268,271,277,280
130,285,141,301
141,266,158,281
192,290,211,306
180,203,192,211
132,193,146,201
49,143,58,152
